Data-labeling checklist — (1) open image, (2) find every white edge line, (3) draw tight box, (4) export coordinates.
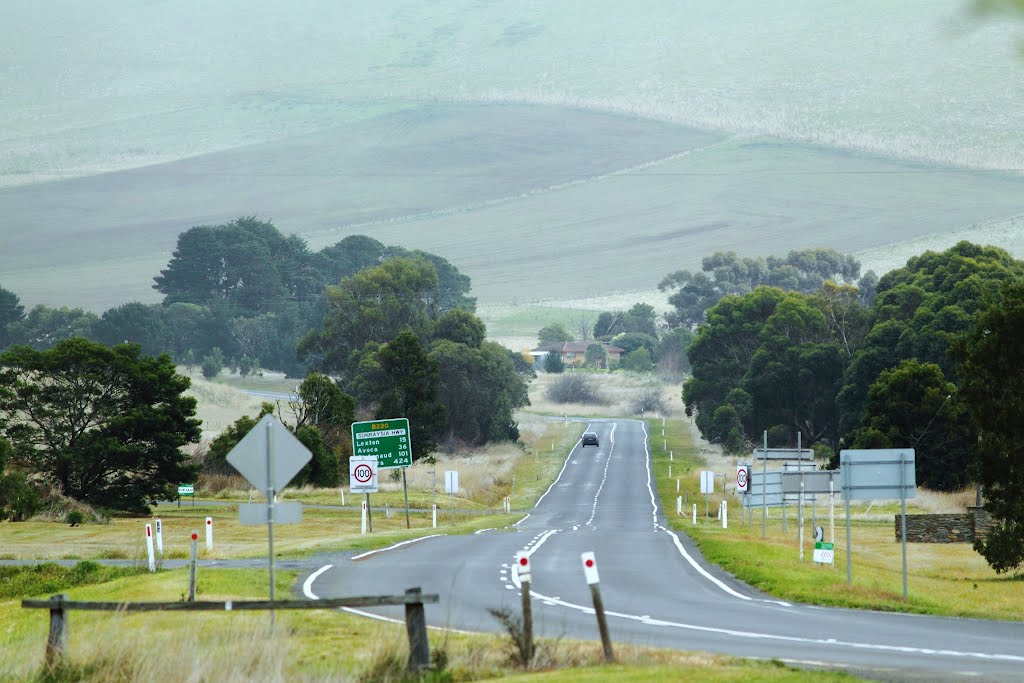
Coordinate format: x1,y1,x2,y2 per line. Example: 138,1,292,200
638,418,782,605
350,534,444,560
341,607,476,635
533,430,581,508
303,564,333,599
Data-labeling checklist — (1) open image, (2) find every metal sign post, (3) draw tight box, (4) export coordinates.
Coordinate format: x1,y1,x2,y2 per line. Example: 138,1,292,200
840,448,916,597
225,414,312,627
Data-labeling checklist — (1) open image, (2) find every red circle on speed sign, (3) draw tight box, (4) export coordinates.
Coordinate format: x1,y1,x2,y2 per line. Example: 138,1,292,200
354,464,373,483
736,468,748,489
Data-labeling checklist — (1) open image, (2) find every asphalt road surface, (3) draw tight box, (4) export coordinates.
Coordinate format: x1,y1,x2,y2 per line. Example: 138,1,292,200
303,419,1024,681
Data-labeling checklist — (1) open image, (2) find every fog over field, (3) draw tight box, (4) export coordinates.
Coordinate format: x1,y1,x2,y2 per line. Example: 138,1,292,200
1,1,1022,310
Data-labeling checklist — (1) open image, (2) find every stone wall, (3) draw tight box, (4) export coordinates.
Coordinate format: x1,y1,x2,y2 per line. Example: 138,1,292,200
894,508,992,543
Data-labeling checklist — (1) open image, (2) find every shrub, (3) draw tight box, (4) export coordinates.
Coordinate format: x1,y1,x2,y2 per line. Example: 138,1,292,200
201,347,225,379
544,374,606,405
0,472,44,521
629,387,670,415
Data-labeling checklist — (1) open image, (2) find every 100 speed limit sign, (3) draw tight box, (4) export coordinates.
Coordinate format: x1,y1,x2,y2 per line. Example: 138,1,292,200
350,456,379,494
736,465,749,493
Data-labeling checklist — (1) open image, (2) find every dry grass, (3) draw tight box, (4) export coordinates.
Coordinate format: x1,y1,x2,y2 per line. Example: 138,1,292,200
527,372,682,419
181,368,267,440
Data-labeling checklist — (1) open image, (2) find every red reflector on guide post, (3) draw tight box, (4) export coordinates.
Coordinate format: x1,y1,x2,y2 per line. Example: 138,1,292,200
520,557,528,566
192,533,198,540
581,551,600,584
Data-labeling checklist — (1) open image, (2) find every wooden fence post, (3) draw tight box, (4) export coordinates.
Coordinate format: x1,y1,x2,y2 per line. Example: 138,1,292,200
45,594,68,669
404,587,430,673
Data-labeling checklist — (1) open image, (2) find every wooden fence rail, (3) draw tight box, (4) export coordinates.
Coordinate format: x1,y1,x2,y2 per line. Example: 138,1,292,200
23,587,438,673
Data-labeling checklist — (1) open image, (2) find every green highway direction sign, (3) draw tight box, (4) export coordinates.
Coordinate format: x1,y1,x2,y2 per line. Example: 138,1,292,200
351,418,412,469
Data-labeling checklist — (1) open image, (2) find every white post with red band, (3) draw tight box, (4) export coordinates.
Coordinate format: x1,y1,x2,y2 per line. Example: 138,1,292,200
154,518,163,555
580,551,613,662
144,523,156,572
205,516,213,551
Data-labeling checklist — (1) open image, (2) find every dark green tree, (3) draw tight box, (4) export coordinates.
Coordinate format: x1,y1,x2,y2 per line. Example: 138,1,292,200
369,331,446,461
298,257,440,381
94,302,166,357
3,305,99,350
848,359,974,491
954,279,1024,571
837,242,1024,439
544,349,566,373
0,284,25,348
0,339,201,512
201,347,225,379
429,340,529,445
584,343,607,369
620,347,654,372
153,217,296,316
537,323,572,344
432,308,486,347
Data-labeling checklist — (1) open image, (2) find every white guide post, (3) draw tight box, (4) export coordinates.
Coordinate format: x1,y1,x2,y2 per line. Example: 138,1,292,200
144,523,156,572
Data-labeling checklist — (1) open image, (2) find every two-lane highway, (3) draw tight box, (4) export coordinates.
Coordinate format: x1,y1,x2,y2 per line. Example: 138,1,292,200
304,419,1024,681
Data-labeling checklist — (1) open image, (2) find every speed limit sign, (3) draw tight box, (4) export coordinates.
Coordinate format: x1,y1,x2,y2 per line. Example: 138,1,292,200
736,465,750,493
350,456,379,493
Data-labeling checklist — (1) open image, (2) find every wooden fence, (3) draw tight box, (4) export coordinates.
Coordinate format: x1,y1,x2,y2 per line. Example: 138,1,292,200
22,587,438,673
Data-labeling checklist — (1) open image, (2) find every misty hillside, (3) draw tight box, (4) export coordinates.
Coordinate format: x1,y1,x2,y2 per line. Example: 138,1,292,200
2,1,1023,311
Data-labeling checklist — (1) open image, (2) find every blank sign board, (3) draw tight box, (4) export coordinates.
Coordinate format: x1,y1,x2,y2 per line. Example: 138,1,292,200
742,471,784,508
839,449,916,500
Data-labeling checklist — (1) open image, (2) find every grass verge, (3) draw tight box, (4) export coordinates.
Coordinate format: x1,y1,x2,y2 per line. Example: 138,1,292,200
650,416,1024,620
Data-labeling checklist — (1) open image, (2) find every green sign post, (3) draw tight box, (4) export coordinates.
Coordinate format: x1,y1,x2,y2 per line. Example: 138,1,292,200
177,484,195,508
351,418,413,528
351,418,412,469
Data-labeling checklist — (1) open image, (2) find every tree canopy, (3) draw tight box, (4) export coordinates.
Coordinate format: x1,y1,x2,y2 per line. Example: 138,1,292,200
955,279,1024,571
0,338,201,512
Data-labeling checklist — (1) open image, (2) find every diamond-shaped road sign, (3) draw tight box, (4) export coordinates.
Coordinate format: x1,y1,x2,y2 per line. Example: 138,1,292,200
226,414,312,491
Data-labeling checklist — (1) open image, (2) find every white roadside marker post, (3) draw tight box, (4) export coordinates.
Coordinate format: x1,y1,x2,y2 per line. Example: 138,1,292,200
581,551,614,663
677,496,682,515
692,503,697,525
361,501,368,535
188,530,198,601
722,500,728,529
432,504,437,528
516,552,534,664
205,516,213,551
154,518,163,556
144,523,156,572
340,487,345,506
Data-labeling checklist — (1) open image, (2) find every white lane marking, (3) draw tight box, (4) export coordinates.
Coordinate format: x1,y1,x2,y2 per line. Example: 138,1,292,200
510,529,559,590
519,586,1024,663
351,534,444,560
513,513,530,526
475,528,495,534
585,422,616,526
534,436,579,507
303,564,333,599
